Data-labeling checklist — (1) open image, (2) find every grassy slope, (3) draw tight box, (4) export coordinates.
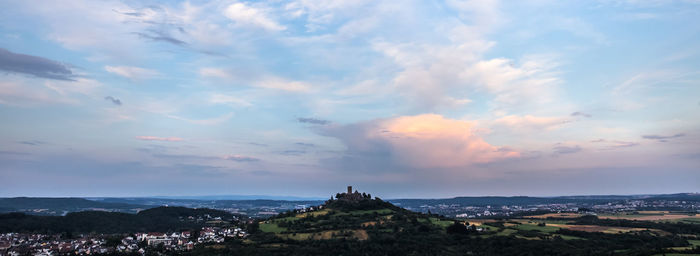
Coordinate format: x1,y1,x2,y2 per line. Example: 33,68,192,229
259,207,397,240
257,198,454,241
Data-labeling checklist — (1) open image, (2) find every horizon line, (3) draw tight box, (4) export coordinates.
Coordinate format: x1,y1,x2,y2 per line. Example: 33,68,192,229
1,192,697,201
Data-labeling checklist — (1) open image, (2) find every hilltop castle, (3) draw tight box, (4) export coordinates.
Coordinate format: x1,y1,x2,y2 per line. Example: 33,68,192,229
334,186,372,201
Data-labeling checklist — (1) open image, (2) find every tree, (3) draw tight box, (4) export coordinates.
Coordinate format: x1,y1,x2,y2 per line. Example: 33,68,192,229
446,222,469,235
247,222,260,234
105,236,123,247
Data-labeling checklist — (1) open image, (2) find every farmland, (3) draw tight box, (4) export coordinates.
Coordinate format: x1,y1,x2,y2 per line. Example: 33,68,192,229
598,212,700,222
523,211,700,223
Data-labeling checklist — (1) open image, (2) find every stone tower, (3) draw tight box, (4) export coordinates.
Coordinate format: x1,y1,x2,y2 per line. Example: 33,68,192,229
347,186,352,194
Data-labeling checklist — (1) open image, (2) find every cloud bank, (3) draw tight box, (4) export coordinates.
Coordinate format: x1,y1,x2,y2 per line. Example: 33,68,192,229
319,114,519,171
0,48,75,81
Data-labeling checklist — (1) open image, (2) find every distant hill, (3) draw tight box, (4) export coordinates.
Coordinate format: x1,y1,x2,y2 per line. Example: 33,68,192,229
388,196,608,209
148,195,326,200
93,197,324,208
0,206,236,234
554,193,700,201
3,193,697,217
388,193,700,209
0,197,153,215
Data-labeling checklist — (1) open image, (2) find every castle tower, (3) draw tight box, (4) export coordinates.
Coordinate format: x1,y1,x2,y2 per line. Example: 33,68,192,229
347,186,352,194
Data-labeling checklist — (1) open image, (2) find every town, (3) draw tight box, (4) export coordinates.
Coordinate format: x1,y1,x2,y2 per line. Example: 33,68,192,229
397,197,700,219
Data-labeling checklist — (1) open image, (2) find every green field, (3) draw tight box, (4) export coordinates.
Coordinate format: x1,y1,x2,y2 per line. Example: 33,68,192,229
428,217,454,228
478,224,497,231
526,219,571,225
691,240,700,247
476,221,588,240
495,228,517,236
599,214,663,219
514,223,560,233
259,222,287,233
276,216,300,222
334,208,394,216
677,218,700,224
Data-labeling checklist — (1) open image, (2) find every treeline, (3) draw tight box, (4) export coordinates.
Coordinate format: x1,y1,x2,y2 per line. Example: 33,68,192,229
324,197,400,212
0,207,236,234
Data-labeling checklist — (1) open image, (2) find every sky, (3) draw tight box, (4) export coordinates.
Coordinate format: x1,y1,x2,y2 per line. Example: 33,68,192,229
0,0,698,199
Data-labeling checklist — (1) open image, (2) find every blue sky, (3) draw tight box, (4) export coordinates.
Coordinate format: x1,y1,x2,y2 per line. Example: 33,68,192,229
0,0,698,198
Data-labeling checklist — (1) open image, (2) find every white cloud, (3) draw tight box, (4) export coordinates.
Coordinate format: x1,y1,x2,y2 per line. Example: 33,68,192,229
555,17,608,45
284,0,374,31
0,76,100,107
224,2,285,31
199,67,232,79
105,66,159,79
613,70,688,95
335,79,381,96
607,69,700,111
209,94,252,107
0,80,76,106
446,0,503,31
135,136,183,142
166,112,235,125
200,67,312,93
374,35,561,111
256,77,312,92
492,115,571,131
9,0,149,61
44,77,100,96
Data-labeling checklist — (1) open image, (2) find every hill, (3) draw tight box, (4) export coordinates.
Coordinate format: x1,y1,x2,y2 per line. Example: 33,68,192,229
389,193,700,208
0,197,152,215
147,195,326,200
253,194,455,241
0,206,237,234
187,190,700,256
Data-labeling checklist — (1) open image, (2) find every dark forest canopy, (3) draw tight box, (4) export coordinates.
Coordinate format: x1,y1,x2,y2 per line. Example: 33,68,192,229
0,206,235,234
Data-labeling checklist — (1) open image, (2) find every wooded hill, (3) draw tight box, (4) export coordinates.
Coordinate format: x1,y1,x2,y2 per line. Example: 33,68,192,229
0,206,236,234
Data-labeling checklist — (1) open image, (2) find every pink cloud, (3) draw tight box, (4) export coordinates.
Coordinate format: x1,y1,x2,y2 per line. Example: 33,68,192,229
135,136,183,142
322,114,519,169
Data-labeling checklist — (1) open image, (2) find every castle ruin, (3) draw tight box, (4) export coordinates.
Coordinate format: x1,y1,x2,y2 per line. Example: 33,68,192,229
335,185,371,201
